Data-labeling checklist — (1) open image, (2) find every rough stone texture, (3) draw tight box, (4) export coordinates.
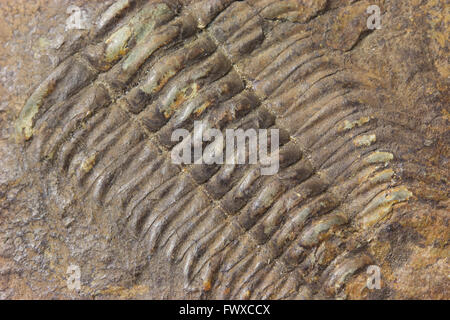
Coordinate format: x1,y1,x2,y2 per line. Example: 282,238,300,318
0,0,448,299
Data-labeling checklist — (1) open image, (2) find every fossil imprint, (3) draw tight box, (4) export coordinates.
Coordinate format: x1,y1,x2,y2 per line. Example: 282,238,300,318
15,0,419,299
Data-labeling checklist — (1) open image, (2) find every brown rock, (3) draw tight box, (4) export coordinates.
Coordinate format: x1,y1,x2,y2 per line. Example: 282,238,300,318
0,0,448,300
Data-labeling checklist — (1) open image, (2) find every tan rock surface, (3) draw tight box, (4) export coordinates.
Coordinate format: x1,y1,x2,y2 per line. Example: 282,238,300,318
0,0,448,299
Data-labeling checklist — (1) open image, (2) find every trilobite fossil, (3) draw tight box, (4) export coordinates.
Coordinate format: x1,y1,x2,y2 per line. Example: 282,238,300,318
13,0,446,299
